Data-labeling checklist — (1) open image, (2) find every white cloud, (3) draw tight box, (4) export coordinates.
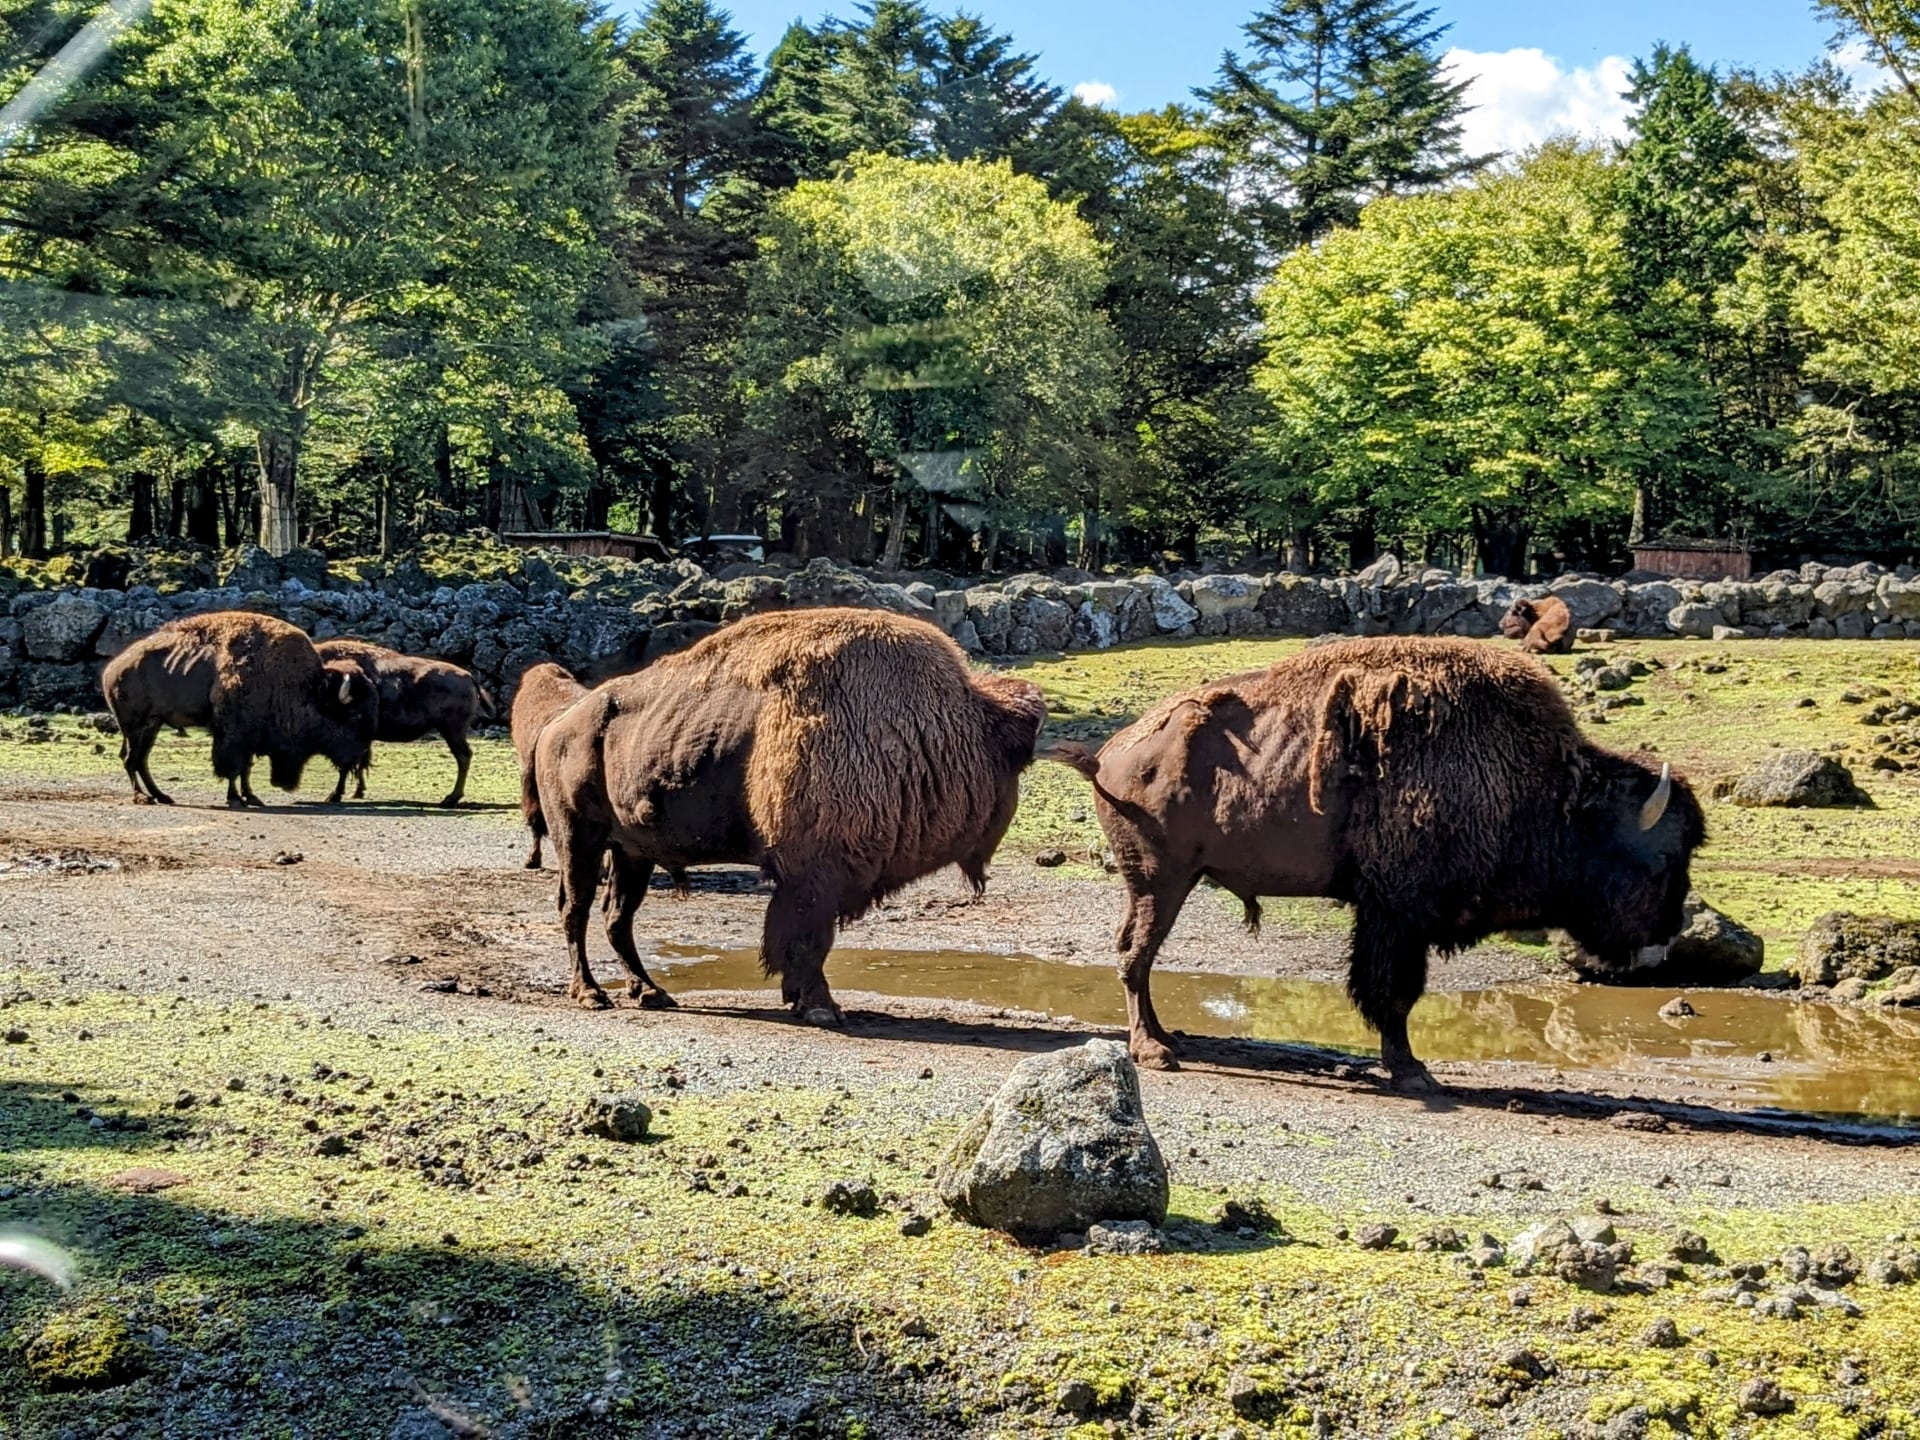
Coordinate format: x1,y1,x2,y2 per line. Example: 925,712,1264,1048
1072,80,1118,108
1443,48,1635,158
1832,39,1893,93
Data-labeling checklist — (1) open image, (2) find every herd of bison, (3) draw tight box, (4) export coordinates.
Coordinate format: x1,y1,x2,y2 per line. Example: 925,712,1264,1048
94,596,1695,1092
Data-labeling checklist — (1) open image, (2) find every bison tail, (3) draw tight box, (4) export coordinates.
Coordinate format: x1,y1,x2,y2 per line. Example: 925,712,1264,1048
1039,741,1102,782
475,686,498,722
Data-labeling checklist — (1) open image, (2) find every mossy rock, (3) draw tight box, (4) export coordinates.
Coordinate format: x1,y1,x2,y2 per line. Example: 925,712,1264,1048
23,1307,147,1390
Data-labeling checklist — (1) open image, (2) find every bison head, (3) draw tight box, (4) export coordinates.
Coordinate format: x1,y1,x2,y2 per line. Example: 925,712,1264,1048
973,673,1048,767
1555,752,1706,975
1498,599,1538,640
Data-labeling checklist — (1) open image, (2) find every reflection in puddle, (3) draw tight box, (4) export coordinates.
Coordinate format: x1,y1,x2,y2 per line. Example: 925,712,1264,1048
653,945,1920,1123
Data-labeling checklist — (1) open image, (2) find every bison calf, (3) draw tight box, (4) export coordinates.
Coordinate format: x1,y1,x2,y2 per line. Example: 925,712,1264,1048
314,640,491,807
102,613,377,808
1500,596,1574,654
532,608,1046,1015
1049,636,1704,1090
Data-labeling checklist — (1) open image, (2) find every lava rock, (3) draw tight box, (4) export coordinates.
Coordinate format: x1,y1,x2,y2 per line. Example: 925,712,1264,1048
1794,911,1920,987
935,1039,1168,1239
23,1307,146,1390
1739,1378,1792,1415
1355,1223,1398,1250
1639,1316,1682,1348
1085,1220,1165,1255
1730,751,1869,808
578,1091,652,1142
817,1178,879,1217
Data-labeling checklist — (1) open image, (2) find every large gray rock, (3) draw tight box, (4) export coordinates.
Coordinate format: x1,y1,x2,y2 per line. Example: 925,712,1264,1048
1548,578,1622,628
935,1040,1168,1239
1794,912,1920,987
1730,751,1869,808
1138,577,1197,634
1666,602,1723,638
1188,574,1261,619
21,595,109,661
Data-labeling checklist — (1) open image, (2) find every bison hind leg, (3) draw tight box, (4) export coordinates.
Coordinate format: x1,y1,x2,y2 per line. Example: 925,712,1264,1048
761,878,842,1026
603,850,674,1007
1239,894,1262,935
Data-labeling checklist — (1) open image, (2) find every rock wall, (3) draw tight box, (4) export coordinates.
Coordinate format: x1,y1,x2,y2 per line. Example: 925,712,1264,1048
6,543,1920,713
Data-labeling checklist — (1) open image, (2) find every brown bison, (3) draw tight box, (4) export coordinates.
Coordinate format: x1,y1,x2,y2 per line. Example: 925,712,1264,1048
1047,637,1704,1090
101,613,378,808
1499,595,1574,654
313,639,492,807
533,607,1047,1014
510,661,589,869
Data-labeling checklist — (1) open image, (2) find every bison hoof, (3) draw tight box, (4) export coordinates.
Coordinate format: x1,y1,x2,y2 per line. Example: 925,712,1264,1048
1132,1039,1181,1072
1388,1064,1441,1095
523,855,543,871
634,986,677,1010
439,793,463,809
226,796,249,811
801,1004,843,1029
572,987,612,1011
132,791,156,806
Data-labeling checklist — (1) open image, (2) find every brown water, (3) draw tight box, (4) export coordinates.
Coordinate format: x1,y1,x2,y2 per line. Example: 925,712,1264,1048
652,945,1920,1124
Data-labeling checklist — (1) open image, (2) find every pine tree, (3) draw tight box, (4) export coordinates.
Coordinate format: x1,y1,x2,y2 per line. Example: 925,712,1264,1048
1201,0,1482,251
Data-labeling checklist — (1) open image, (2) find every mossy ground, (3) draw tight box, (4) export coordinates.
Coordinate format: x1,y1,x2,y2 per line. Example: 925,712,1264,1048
4,973,1920,1437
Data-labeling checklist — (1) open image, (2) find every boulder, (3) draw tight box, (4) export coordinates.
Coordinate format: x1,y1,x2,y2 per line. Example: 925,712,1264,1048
1354,552,1401,589
1729,751,1869,808
1188,574,1261,620
1549,578,1622,628
1794,912,1920,988
578,1091,651,1142
1138,577,1197,634
935,1039,1168,1239
1258,574,1344,636
21,595,109,662
220,544,280,592
1666,602,1723,639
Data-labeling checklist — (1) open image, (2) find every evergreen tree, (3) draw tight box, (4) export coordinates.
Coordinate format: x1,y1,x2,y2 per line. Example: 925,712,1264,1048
1201,0,1482,252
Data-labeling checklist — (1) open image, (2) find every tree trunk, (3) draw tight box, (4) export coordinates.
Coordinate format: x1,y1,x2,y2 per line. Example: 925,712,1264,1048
128,469,156,543
880,487,909,571
1472,511,1529,580
1078,504,1100,571
1628,484,1649,546
22,449,48,558
184,463,221,546
0,485,12,558
647,463,676,544
1286,525,1311,573
435,423,455,509
256,427,301,557
1345,516,1377,569
378,471,395,559
166,472,188,539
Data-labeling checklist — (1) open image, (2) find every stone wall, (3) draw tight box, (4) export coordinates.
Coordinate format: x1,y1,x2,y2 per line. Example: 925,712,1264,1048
5,544,1920,713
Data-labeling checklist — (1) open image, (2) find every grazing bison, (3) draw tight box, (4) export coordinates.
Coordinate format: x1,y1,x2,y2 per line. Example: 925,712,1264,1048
510,661,589,869
102,613,377,808
1500,595,1574,654
533,607,1047,1014
314,639,491,807
1047,637,1704,1090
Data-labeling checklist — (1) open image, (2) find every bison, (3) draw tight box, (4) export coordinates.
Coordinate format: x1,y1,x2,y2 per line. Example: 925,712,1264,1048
1047,637,1705,1091
510,661,590,869
102,612,378,808
533,607,1047,1014
1500,595,1574,654
313,639,491,807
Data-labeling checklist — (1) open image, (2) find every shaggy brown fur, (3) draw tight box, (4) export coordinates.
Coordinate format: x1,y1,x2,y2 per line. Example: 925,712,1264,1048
1499,595,1574,654
534,608,1047,1014
1047,636,1704,1088
314,639,491,807
510,662,590,869
101,612,377,808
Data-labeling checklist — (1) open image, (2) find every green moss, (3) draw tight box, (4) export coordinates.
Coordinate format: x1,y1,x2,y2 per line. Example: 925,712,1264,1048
22,1306,145,1390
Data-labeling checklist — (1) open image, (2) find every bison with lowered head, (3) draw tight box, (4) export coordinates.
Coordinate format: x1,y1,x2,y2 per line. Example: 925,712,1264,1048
510,661,589,869
102,612,377,807
1500,595,1574,654
1048,636,1704,1090
533,607,1047,1015
313,639,492,807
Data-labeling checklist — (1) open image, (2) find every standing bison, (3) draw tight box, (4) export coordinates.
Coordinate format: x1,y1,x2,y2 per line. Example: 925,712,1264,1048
533,608,1047,1015
510,661,589,869
102,613,377,807
1048,637,1704,1090
313,639,491,807
1500,596,1574,654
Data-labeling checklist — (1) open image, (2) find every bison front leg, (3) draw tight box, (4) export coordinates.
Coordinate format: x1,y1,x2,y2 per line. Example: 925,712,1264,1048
324,764,351,806
1348,906,1437,1094
558,838,613,1010
1115,879,1192,1071
603,849,675,1009
761,882,841,1028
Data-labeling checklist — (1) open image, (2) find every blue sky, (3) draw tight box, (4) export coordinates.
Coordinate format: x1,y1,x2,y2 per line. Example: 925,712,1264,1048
645,0,1852,153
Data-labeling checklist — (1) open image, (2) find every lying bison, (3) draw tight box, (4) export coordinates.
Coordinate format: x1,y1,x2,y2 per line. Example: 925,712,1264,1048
313,639,491,807
102,613,377,807
1048,637,1704,1090
534,608,1047,1014
510,661,589,869
1500,596,1574,654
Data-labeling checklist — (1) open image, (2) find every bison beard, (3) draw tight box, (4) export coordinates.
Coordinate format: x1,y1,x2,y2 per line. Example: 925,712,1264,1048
1499,596,1574,654
532,608,1047,1017
100,612,377,808
1047,637,1704,1090
314,639,490,807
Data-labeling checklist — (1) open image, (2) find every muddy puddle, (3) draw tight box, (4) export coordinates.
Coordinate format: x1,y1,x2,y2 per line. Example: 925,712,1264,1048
652,945,1920,1123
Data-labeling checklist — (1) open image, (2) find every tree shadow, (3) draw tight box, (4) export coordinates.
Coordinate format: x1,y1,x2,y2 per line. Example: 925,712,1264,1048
0,1176,964,1439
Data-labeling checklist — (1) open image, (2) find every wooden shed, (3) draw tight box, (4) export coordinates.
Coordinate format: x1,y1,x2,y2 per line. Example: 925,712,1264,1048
499,530,672,563
1629,537,1752,581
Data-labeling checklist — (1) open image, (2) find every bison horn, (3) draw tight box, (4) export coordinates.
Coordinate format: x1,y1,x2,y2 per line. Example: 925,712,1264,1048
1639,762,1671,832
337,674,353,706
